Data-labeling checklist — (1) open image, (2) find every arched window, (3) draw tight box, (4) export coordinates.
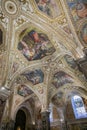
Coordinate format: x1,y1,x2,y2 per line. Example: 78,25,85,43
71,95,87,119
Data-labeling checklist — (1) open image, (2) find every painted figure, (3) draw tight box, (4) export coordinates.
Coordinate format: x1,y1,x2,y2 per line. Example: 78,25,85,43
76,1,87,18
22,69,44,85
52,71,73,88
18,29,55,61
18,85,33,97
35,0,61,18
67,0,87,21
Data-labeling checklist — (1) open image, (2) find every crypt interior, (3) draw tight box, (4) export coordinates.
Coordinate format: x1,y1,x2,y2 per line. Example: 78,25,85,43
0,0,87,130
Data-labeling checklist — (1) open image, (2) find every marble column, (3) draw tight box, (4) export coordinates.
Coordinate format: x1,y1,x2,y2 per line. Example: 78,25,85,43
41,111,50,130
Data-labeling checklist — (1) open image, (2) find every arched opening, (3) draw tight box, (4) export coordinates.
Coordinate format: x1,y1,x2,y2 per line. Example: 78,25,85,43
14,109,26,130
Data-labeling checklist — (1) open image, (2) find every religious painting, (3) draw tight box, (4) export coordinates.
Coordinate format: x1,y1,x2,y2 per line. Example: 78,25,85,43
64,54,77,69
67,0,87,21
52,71,73,88
18,29,55,61
0,29,3,45
17,85,33,97
35,0,61,18
21,69,44,85
81,24,87,45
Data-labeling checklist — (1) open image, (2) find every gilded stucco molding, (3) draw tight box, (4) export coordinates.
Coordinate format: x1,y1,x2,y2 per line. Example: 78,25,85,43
60,0,84,50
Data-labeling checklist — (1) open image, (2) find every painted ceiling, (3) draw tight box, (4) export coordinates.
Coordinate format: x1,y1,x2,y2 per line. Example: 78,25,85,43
0,0,87,116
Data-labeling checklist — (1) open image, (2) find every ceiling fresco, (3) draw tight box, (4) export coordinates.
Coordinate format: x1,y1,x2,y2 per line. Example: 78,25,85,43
52,71,74,88
35,0,62,18
21,69,44,85
67,0,87,21
17,84,33,97
18,28,55,61
52,92,64,107
0,0,87,123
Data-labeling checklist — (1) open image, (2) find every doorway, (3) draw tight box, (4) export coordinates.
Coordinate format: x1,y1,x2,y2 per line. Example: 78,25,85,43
14,109,26,130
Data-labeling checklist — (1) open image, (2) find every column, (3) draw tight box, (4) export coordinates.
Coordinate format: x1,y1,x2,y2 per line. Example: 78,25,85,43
6,120,15,130
41,111,50,130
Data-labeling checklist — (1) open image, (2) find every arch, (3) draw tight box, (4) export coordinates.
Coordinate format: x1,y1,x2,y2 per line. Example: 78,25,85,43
14,109,26,130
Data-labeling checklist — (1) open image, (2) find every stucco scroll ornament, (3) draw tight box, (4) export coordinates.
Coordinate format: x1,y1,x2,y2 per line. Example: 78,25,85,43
0,11,9,28
19,0,33,13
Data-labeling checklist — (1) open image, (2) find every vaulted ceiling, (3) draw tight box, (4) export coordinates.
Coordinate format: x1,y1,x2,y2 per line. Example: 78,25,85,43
0,0,87,115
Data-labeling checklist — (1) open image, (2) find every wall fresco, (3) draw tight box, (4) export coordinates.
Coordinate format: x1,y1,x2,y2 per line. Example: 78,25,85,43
52,71,73,88
22,69,44,85
18,29,55,61
35,0,61,18
17,84,33,97
67,0,87,21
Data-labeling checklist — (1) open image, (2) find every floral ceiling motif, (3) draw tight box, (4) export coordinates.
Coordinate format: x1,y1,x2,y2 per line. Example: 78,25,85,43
18,28,55,61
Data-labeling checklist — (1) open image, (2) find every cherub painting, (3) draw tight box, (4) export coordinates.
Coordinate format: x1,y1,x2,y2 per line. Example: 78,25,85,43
67,0,87,21
18,29,55,61
35,0,61,18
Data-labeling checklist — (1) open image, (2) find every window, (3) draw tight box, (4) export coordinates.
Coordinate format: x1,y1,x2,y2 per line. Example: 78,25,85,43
71,95,87,119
